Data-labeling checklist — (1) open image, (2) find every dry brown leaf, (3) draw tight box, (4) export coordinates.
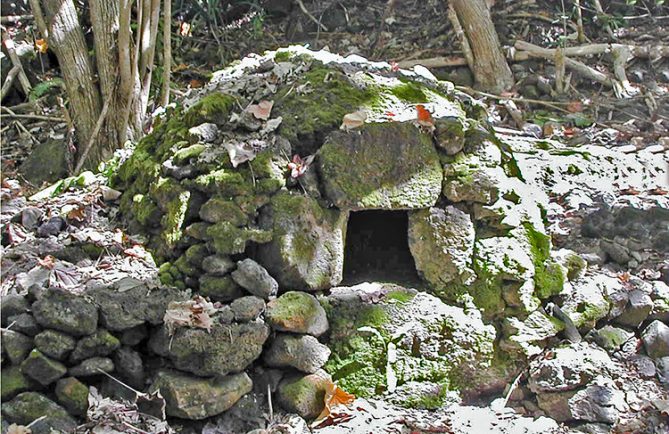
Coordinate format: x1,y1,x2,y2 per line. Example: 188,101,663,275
340,110,367,131
7,424,31,434
164,295,217,335
315,379,355,423
67,206,87,222
124,245,149,259
38,255,56,270
246,100,274,121
224,141,257,168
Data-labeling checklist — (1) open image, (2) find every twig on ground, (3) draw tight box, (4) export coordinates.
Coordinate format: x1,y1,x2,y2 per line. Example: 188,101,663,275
1,14,34,24
0,107,65,122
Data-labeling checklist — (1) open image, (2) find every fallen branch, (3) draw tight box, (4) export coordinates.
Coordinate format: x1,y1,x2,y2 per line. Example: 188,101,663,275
0,107,64,122
75,97,110,173
1,30,32,96
1,14,34,24
397,56,468,69
294,0,328,32
514,40,615,88
0,65,20,102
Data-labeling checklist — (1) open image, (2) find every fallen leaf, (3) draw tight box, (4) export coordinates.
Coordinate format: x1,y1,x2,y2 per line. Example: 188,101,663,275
618,272,631,283
390,61,400,72
6,424,31,434
164,295,217,335
416,104,434,130
314,379,355,423
246,100,274,121
101,186,122,201
287,154,315,179
340,110,367,131
223,141,257,168
124,245,149,259
179,22,192,37
567,101,584,113
35,38,48,54
66,206,86,222
189,79,203,88
38,255,57,270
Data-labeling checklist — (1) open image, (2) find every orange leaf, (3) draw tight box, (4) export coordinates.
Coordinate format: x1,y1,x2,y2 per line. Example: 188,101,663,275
567,101,583,113
66,206,86,222
35,39,48,54
315,379,355,423
189,79,203,88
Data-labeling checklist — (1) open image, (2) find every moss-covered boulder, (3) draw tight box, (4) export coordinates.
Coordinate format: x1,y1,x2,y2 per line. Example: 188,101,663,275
69,329,120,362
318,122,442,210
276,370,332,419
149,321,269,377
34,330,76,361
20,350,67,386
2,392,77,434
32,288,98,336
1,330,33,364
1,366,39,401
256,192,347,291
322,283,496,402
150,370,252,420
54,377,89,416
408,206,476,292
265,291,329,336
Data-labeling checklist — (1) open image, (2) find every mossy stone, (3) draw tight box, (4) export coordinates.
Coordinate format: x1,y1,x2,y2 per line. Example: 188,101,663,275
1,330,34,364
199,197,248,225
2,392,76,433
69,329,121,362
206,222,272,255
1,366,38,401
265,291,329,336
318,122,442,210
184,92,237,127
276,370,332,420
199,275,244,302
34,330,76,360
173,144,206,165
55,377,89,416
32,288,98,336
20,350,67,386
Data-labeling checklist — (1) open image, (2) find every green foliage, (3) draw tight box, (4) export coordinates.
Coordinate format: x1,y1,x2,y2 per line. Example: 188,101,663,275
29,78,64,102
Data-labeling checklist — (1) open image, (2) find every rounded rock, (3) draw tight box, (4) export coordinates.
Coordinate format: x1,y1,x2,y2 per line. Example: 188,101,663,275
264,334,331,373
265,291,328,336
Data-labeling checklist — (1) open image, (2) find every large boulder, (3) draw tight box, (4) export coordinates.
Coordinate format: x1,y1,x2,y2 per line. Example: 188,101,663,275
264,334,331,373
89,283,190,331
408,205,476,291
150,370,252,420
256,192,347,291
150,321,269,377
277,370,332,420
318,122,442,210
323,283,498,402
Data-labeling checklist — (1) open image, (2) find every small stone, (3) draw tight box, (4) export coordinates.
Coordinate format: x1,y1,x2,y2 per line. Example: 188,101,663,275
150,370,252,420
590,326,634,351
231,259,279,299
1,366,38,401
69,357,114,377
264,334,331,373
614,290,653,328
202,254,235,275
20,350,67,386
569,380,627,424
628,355,656,378
2,330,34,364
6,314,41,336
1,294,29,326
70,329,120,362
434,117,465,155
230,296,266,322
265,291,328,336
16,206,44,230
34,330,76,360
187,123,219,144
600,240,631,265
277,370,332,419
656,356,669,386
2,392,77,433
113,347,144,389
641,320,669,359
36,216,67,237
32,288,98,336
443,166,500,205
199,275,244,302
55,377,89,416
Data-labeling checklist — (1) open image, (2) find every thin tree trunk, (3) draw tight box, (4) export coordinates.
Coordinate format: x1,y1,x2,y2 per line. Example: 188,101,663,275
450,0,514,93
160,0,172,107
40,0,102,154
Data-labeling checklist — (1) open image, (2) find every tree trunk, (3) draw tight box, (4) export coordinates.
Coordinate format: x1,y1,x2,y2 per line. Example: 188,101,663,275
40,0,102,150
89,0,123,166
450,0,514,93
